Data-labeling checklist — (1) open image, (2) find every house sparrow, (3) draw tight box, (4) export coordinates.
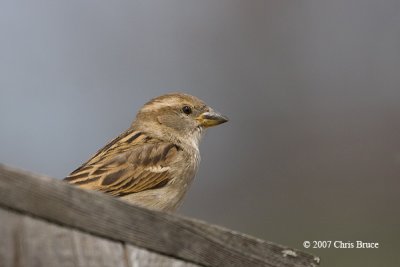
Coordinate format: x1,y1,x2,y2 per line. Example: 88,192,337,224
64,93,228,212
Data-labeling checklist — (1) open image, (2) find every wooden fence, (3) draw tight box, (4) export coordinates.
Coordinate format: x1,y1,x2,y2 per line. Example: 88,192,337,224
0,164,320,267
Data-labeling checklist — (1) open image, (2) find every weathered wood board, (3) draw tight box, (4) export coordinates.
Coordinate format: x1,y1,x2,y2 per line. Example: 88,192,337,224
0,164,320,267
0,208,200,267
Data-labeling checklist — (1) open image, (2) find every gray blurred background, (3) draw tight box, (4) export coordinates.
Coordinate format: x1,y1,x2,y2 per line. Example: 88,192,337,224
1,1,399,266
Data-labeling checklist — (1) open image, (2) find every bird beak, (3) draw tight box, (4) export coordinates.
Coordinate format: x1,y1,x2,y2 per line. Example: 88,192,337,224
196,110,229,128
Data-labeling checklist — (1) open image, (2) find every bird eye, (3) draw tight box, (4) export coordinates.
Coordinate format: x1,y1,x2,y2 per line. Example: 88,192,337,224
182,105,192,115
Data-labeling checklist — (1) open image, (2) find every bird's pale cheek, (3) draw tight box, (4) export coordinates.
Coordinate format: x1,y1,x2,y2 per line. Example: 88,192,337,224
157,115,177,128
157,115,190,132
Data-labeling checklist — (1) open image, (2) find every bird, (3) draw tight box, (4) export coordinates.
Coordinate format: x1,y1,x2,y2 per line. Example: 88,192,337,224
64,93,228,212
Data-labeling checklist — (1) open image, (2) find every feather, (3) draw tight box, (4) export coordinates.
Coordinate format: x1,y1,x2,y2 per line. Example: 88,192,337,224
64,128,181,197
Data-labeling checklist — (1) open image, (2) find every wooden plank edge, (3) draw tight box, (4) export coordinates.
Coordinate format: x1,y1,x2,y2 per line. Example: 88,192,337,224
0,164,320,267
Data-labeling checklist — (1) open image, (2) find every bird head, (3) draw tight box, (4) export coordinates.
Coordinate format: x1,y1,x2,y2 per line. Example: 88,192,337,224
133,93,228,146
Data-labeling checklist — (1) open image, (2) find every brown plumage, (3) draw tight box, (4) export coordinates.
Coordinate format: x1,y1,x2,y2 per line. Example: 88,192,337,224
64,93,228,212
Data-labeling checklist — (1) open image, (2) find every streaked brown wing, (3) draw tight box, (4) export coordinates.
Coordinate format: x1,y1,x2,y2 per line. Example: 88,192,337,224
64,129,181,197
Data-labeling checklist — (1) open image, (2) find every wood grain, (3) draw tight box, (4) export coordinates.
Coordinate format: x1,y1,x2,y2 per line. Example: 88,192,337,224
126,245,200,267
0,208,203,267
0,208,126,267
0,164,320,267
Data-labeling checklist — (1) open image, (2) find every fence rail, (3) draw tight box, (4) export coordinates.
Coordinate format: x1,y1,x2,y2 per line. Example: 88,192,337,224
0,164,320,267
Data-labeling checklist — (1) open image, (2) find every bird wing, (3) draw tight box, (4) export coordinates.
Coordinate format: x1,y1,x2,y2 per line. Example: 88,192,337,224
64,129,181,197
